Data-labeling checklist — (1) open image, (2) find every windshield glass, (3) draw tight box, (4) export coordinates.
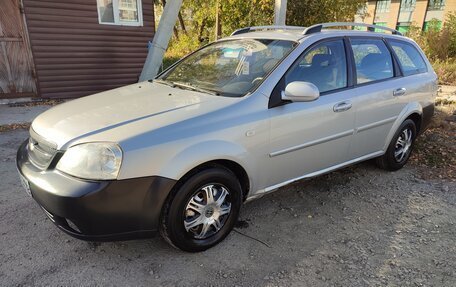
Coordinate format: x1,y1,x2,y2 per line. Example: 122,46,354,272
159,39,297,97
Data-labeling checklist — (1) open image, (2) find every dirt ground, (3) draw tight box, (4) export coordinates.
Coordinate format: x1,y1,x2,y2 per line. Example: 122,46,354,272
1,129,455,287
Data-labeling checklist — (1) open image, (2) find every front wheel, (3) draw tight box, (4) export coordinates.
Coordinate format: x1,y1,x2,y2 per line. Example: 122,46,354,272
160,166,242,252
376,119,417,171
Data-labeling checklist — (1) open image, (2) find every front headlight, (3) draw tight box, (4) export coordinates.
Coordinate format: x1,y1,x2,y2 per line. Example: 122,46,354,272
56,143,122,180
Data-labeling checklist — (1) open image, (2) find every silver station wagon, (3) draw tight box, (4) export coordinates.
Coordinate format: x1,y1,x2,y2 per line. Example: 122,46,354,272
17,22,436,252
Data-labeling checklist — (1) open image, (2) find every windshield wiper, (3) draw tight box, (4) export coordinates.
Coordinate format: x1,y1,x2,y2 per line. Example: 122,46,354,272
153,79,174,87
171,82,220,96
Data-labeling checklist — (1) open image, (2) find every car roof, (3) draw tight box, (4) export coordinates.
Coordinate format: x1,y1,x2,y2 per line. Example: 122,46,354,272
227,30,306,42
226,29,410,43
224,23,411,43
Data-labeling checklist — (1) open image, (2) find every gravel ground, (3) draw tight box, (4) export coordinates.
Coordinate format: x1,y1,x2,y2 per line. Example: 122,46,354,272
1,129,455,287
0,105,51,126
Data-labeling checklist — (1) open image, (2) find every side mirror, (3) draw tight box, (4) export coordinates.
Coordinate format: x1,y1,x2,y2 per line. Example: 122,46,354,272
281,81,320,102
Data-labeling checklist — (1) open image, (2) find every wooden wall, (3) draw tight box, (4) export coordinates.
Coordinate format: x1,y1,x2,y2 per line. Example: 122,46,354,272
0,0,36,99
23,0,155,98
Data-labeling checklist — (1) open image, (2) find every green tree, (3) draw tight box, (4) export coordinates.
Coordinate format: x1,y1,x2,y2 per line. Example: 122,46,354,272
445,12,456,59
220,0,274,35
162,0,368,67
286,0,366,26
165,0,273,59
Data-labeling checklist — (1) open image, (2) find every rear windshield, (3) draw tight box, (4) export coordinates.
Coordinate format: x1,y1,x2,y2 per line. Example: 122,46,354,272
159,39,297,97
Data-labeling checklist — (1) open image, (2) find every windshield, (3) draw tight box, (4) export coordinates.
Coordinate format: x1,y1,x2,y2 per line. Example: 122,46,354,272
159,39,297,97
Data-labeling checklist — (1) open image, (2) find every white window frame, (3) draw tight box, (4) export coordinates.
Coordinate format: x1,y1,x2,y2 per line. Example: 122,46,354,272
96,0,143,27
375,0,391,13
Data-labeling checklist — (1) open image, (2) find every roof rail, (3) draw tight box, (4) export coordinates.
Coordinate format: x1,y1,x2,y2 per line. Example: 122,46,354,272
231,25,305,36
303,22,403,36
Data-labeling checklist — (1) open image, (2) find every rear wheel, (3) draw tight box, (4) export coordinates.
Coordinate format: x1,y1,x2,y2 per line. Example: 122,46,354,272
160,166,242,252
376,119,416,171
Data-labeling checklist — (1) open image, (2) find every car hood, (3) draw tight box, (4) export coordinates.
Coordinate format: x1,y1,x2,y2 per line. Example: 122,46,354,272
31,82,238,149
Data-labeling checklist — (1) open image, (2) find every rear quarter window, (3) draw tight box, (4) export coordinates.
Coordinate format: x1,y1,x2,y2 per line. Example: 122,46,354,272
387,40,427,76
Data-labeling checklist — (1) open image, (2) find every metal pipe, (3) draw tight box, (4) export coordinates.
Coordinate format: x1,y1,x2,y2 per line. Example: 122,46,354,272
274,0,287,26
139,0,183,81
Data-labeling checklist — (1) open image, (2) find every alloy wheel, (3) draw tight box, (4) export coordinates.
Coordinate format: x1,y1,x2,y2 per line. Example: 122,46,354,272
394,127,413,162
183,184,232,239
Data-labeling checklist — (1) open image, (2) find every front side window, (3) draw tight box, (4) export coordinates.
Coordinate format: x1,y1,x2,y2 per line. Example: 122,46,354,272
350,38,393,84
160,39,296,97
284,40,347,93
97,0,143,26
388,40,427,76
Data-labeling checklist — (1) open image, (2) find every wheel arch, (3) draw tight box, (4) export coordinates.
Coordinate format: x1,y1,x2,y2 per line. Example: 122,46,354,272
172,159,250,202
158,140,253,201
406,112,422,135
383,102,423,151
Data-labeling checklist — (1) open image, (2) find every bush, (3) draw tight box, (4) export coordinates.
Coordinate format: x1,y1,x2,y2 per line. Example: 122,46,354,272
406,13,456,85
418,26,447,60
432,59,456,85
408,19,453,61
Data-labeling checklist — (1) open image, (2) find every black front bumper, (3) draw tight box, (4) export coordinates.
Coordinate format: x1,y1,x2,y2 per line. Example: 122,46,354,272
17,140,176,241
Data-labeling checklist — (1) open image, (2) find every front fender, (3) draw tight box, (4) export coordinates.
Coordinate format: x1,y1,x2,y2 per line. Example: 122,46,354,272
157,140,252,182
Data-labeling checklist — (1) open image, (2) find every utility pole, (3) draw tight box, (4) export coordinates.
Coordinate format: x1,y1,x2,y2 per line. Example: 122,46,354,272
139,0,183,81
215,0,221,41
274,0,287,26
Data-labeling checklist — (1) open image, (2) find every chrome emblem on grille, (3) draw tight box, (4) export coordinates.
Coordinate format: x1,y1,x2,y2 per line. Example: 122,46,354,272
28,137,38,152
27,129,57,169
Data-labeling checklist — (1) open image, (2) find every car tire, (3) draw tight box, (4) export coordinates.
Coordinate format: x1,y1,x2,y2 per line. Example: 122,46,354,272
376,119,417,171
160,166,242,252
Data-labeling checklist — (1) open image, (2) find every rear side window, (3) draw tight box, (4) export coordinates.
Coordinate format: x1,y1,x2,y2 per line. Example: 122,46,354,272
388,40,427,76
350,38,393,84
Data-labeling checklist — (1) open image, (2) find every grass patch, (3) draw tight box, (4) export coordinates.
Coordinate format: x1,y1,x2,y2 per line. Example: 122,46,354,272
433,60,456,86
0,123,31,133
7,99,64,108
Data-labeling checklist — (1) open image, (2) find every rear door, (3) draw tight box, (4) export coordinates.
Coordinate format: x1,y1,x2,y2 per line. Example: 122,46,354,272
347,37,407,159
385,38,436,113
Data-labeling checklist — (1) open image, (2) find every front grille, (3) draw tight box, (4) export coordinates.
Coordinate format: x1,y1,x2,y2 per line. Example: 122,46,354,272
27,129,57,169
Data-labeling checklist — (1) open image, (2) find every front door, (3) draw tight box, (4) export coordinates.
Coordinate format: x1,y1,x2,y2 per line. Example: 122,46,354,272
0,0,36,99
267,39,355,188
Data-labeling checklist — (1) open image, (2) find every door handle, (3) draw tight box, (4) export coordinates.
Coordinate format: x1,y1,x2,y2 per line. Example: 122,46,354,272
333,101,352,112
393,88,406,97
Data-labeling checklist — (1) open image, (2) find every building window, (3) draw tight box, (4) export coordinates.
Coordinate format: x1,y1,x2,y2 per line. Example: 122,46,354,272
376,0,391,13
428,0,445,11
97,0,143,26
400,0,416,12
